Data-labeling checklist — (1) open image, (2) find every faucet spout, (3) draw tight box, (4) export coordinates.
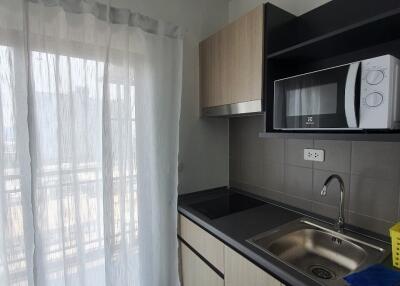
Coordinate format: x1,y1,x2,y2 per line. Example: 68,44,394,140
321,174,345,232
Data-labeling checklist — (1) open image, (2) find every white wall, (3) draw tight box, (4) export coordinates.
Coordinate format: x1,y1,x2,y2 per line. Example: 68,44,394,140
110,0,231,194
229,0,331,21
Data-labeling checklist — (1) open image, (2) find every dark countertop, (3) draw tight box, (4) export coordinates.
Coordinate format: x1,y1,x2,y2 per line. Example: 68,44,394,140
178,187,394,286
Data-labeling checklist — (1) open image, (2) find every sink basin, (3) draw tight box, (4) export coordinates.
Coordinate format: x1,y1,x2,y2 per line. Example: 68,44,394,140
248,218,390,285
189,192,265,219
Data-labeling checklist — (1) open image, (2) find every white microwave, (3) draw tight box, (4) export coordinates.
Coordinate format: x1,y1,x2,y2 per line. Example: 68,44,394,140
273,55,400,130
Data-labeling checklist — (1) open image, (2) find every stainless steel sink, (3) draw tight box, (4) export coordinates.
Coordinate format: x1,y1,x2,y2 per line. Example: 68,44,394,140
248,218,390,285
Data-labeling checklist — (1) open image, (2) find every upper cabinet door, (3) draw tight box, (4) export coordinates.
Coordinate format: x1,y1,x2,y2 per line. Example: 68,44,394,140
199,32,226,107
199,5,264,109
230,6,264,104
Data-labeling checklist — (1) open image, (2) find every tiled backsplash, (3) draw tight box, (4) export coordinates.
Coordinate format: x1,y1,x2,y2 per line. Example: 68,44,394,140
229,116,400,236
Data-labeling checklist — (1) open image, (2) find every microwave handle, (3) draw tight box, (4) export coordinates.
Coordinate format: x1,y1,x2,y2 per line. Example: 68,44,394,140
345,62,360,128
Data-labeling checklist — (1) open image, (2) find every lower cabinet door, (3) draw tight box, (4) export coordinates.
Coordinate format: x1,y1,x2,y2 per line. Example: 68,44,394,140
225,246,283,286
180,242,224,286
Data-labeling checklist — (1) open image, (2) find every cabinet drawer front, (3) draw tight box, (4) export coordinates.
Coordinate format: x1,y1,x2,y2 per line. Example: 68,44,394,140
225,246,282,286
180,242,224,286
178,214,224,273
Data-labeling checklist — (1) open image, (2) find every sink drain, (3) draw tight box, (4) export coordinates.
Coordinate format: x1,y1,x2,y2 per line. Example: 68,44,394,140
309,265,336,280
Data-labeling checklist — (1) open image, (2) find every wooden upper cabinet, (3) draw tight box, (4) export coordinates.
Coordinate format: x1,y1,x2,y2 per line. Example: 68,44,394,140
199,32,227,107
200,5,264,108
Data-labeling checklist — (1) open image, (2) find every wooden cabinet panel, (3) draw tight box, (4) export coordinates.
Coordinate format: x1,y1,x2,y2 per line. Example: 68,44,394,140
230,6,264,104
180,242,224,286
178,214,225,273
199,39,212,107
225,246,282,286
200,5,264,108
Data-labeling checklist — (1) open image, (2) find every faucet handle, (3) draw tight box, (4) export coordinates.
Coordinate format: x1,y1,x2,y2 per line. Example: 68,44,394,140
321,186,327,196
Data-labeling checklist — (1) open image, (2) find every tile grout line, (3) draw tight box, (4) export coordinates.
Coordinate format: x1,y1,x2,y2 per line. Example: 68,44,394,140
228,118,230,186
283,137,287,201
348,209,396,224
347,141,353,218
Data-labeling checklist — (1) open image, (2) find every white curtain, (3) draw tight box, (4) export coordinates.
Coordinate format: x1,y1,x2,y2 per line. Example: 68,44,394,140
0,1,183,286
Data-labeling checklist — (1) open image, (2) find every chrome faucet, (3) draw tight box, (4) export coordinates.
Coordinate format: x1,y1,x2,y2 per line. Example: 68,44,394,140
321,174,345,233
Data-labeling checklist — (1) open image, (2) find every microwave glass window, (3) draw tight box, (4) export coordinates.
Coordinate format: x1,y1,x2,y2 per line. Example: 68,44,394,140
274,64,350,129
286,82,338,116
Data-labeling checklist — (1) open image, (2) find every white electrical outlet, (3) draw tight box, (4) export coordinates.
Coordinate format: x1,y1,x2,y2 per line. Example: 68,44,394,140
304,149,325,162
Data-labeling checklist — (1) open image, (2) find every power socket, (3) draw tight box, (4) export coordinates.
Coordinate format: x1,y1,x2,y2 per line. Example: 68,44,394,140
304,149,325,162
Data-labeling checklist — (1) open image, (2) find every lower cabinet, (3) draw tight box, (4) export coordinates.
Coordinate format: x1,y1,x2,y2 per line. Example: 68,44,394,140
179,241,224,286
225,246,283,286
178,214,285,286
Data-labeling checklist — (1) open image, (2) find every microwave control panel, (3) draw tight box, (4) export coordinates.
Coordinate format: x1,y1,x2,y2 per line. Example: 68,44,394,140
359,55,399,129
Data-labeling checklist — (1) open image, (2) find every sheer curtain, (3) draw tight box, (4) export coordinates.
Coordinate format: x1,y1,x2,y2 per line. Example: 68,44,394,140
0,1,183,286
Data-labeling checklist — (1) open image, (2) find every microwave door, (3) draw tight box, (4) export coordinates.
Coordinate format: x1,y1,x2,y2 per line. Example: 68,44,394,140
274,65,353,130
344,62,361,128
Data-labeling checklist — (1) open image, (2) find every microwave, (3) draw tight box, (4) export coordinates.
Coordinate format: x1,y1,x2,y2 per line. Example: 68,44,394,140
273,55,400,130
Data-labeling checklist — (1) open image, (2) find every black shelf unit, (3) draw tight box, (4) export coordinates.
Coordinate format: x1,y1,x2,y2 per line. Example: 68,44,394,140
267,8,400,61
259,131,400,142
262,0,400,141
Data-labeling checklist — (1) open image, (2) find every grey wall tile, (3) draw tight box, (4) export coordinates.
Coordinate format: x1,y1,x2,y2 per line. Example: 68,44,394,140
314,140,351,173
261,162,284,192
260,189,285,203
229,159,241,182
312,169,350,208
284,165,313,200
230,180,242,189
263,138,285,164
229,117,400,236
232,181,285,203
241,159,262,188
230,116,263,163
311,201,350,221
241,138,262,164
351,141,400,180
229,119,241,160
284,194,313,211
240,132,263,164
286,139,314,167
348,211,393,236
349,175,399,222
239,115,264,139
